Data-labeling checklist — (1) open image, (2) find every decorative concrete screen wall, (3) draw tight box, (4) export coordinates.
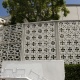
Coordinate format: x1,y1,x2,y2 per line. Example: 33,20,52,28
0,20,80,67
58,21,80,64
0,24,22,72
22,22,56,60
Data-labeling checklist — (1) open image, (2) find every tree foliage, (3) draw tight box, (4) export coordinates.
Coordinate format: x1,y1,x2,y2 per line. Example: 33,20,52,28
2,0,69,24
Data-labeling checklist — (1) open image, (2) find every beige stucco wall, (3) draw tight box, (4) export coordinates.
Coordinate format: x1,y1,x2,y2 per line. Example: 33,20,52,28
60,5,80,20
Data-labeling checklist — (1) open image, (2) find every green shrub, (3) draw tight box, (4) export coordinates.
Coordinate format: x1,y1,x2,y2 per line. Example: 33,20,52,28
65,64,80,80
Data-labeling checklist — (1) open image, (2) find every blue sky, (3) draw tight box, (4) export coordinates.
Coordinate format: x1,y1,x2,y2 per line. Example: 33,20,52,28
0,0,80,17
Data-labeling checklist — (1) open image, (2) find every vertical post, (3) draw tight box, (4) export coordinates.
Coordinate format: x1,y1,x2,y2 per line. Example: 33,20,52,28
21,23,25,61
55,21,60,60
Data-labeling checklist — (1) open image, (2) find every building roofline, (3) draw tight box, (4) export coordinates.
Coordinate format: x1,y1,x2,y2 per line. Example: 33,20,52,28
66,4,80,6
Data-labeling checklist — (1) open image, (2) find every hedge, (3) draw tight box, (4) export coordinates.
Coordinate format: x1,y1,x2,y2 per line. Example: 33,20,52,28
65,64,80,80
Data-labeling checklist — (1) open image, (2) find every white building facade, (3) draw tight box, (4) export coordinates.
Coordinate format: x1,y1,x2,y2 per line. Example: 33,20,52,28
60,4,80,20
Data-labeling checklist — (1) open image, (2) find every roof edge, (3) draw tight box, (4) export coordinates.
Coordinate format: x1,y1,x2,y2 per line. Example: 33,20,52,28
66,4,80,6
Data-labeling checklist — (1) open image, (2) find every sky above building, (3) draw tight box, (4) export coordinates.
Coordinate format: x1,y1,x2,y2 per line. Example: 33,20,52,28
0,0,80,17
